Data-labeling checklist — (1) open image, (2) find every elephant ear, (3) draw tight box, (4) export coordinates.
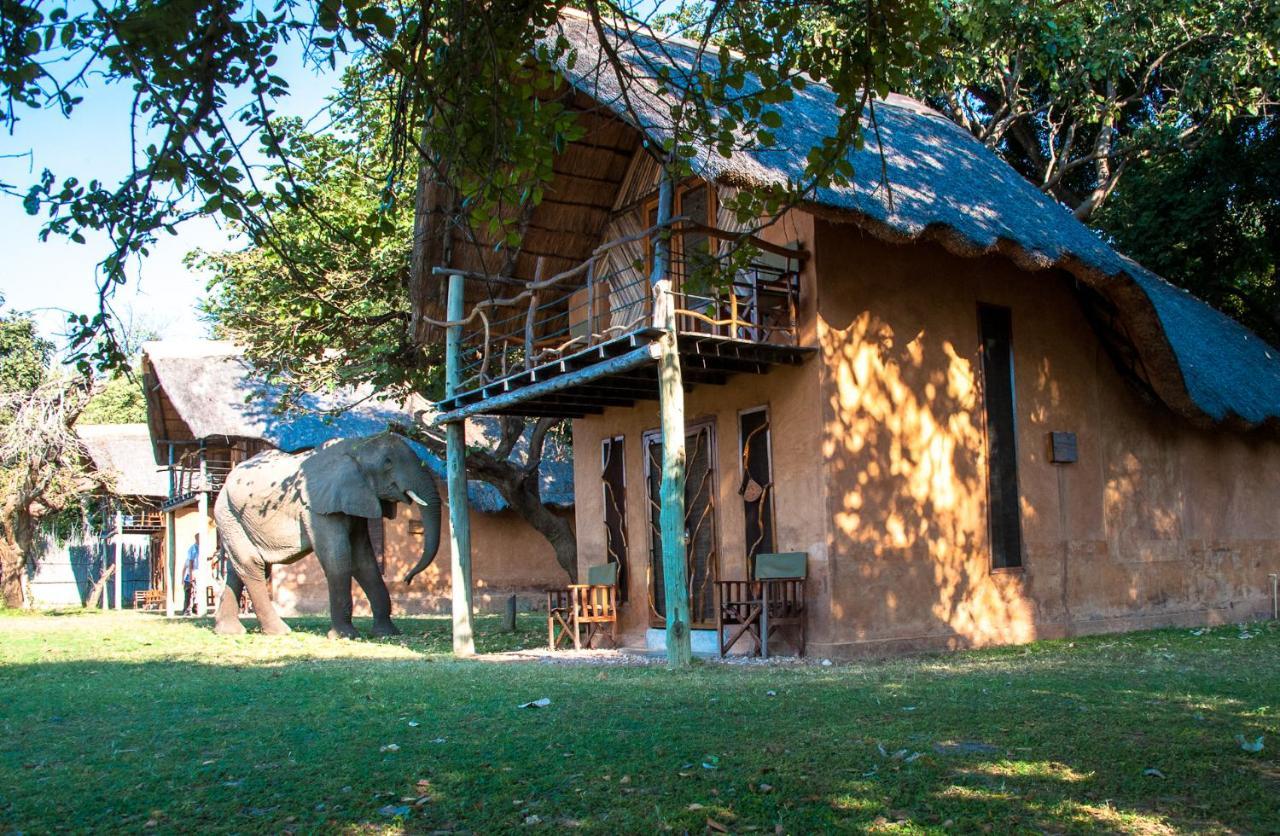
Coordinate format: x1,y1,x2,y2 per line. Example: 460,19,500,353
305,451,382,519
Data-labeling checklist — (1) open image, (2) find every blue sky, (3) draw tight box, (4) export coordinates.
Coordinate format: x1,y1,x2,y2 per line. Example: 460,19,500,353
0,41,342,349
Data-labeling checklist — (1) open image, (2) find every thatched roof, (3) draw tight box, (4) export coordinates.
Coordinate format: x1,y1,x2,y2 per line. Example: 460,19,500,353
549,11,1280,430
140,340,572,511
76,424,168,498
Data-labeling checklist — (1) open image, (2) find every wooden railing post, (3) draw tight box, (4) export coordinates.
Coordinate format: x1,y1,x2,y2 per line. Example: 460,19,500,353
445,271,476,656
651,169,693,667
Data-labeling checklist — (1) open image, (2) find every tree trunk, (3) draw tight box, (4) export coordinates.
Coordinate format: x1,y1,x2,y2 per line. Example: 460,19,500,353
499,472,578,582
85,562,118,610
0,537,25,609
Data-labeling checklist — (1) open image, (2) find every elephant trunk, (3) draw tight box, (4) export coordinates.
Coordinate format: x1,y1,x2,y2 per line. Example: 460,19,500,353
403,484,442,584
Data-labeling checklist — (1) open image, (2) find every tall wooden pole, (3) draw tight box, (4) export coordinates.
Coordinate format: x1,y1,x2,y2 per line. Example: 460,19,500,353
113,507,123,611
651,169,693,667
165,444,176,618
445,272,476,656
196,443,209,617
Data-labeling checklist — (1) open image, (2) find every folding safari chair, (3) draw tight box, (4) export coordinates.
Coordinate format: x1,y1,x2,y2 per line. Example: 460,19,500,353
547,562,619,650
715,552,807,658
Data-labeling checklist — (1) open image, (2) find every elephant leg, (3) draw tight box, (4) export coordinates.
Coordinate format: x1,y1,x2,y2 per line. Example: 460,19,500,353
242,561,290,635
352,524,399,638
214,515,290,635
213,567,246,636
314,516,358,639
221,527,289,635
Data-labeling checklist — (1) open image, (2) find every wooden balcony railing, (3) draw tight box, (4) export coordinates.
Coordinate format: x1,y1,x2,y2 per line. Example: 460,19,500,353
454,253,801,393
166,462,234,505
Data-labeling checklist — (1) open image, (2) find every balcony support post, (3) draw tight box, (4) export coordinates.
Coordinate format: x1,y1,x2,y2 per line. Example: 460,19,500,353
196,441,210,616
166,443,177,618
113,506,123,611
652,168,693,668
445,270,476,656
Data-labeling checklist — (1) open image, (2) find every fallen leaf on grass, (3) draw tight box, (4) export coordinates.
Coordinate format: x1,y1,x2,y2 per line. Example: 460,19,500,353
706,817,729,832
1143,768,1166,778
688,803,705,811
518,698,551,709
380,743,400,753
408,720,420,727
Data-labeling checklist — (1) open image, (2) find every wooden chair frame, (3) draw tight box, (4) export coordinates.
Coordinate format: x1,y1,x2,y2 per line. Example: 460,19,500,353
547,583,619,650
714,553,807,658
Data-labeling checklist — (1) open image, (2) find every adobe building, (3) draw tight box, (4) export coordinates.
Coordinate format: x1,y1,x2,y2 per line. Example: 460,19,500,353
140,340,571,618
427,14,1280,657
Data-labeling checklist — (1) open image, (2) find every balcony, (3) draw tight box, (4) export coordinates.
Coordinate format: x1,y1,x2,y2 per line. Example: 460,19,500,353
434,244,814,422
162,459,233,512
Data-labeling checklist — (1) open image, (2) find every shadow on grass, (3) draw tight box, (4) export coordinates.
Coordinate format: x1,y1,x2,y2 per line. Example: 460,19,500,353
1,618,1277,833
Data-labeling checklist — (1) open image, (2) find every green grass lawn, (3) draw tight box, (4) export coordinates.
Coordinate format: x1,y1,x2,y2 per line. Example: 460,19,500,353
0,611,1276,834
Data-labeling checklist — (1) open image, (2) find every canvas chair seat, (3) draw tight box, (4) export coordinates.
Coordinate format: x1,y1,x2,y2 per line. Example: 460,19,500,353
714,552,807,658
547,562,620,650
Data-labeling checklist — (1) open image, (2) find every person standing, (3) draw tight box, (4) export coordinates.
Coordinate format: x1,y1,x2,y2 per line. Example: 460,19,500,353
182,533,200,616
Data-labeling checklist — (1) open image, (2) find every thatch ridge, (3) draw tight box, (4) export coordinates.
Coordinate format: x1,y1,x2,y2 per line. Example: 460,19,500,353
550,12,1280,430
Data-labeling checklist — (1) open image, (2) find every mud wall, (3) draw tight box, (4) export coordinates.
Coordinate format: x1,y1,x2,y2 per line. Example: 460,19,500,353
814,221,1280,656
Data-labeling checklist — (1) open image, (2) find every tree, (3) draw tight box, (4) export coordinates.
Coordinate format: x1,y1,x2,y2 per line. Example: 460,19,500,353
913,0,1280,221
198,66,580,577
1095,117,1280,346
0,302,104,607
78,372,146,424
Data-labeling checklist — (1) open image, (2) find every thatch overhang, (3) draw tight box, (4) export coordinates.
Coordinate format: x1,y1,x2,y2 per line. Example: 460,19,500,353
139,340,573,511
76,423,169,498
531,10,1280,431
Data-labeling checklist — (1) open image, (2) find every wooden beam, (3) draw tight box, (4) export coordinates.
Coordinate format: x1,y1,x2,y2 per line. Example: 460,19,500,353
652,169,693,668
432,343,661,424
444,272,476,657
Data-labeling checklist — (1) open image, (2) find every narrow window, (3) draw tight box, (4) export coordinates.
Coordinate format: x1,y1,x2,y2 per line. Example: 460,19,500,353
979,305,1023,569
601,437,629,601
738,407,775,575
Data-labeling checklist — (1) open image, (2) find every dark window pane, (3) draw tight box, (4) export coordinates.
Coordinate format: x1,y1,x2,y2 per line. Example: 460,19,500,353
739,409,775,574
601,437,629,601
979,305,1023,569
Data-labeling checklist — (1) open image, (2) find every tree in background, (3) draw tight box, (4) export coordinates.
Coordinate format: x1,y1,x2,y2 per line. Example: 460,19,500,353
196,66,578,577
915,0,1279,221
1095,117,1280,346
0,298,105,607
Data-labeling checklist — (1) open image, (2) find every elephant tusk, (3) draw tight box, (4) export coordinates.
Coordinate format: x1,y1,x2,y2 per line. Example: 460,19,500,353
405,489,430,507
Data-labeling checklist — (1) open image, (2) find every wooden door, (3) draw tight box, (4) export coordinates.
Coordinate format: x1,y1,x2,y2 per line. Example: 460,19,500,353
645,422,719,627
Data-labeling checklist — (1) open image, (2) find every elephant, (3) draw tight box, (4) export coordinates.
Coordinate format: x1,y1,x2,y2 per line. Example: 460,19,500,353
212,432,442,639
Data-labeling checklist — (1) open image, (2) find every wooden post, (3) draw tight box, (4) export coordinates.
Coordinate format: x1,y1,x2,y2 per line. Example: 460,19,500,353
503,593,517,632
165,444,177,618
113,507,123,611
196,443,209,617
445,271,476,656
651,169,693,667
